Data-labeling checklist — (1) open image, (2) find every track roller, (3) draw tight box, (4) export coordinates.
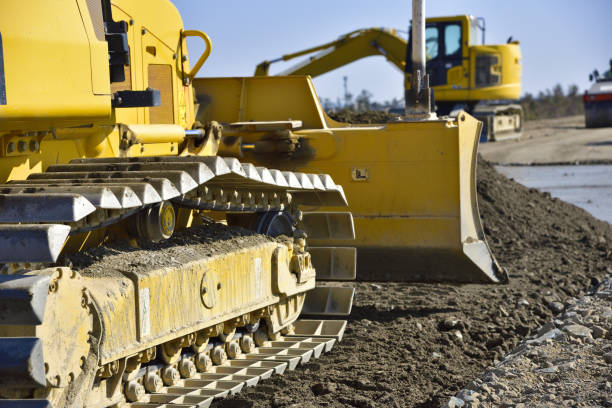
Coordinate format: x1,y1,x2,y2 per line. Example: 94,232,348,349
124,380,145,402
211,346,227,365
195,352,213,372
131,201,176,241
178,358,197,378
239,335,256,353
226,341,242,359
161,366,180,386
144,371,163,393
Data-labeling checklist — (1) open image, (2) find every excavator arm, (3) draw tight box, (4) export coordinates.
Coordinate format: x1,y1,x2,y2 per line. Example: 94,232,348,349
254,28,407,77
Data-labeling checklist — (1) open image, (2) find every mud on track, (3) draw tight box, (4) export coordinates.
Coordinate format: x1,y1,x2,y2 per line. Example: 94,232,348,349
215,158,612,408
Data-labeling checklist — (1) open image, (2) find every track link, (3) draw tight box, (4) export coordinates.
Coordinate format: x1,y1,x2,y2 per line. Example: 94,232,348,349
125,320,345,408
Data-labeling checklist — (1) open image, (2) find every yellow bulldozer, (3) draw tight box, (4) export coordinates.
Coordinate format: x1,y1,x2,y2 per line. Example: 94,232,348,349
255,15,523,141
0,0,502,407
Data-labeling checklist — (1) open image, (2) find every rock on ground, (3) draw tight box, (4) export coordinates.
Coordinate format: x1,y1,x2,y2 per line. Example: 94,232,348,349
446,276,612,408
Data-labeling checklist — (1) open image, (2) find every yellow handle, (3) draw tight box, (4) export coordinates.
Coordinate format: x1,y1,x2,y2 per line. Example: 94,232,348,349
182,30,212,81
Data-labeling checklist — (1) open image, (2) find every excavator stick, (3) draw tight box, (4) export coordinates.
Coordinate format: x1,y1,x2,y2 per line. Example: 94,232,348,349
193,76,505,283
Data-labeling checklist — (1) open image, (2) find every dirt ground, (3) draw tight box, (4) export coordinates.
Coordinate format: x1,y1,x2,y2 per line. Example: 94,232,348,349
479,115,612,164
216,156,612,408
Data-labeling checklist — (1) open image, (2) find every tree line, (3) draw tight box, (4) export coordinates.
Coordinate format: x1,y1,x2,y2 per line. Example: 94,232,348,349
322,84,585,121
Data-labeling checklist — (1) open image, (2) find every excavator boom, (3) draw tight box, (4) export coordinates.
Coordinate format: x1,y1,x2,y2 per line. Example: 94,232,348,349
255,28,407,77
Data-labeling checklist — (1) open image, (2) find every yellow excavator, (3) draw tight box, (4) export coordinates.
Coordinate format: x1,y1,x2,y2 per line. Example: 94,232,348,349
255,15,523,141
0,0,502,406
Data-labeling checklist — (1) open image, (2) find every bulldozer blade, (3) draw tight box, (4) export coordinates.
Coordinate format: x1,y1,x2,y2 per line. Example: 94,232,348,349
309,247,356,280
302,286,355,316
194,76,504,283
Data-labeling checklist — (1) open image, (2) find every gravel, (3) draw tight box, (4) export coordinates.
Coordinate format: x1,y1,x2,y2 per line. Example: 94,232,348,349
445,276,612,408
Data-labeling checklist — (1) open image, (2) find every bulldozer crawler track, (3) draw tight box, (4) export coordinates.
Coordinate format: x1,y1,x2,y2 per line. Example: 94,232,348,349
0,156,355,407
0,156,347,264
121,320,345,408
0,320,345,408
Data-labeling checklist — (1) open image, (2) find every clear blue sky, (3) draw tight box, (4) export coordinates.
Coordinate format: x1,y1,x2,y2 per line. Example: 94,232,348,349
172,0,611,103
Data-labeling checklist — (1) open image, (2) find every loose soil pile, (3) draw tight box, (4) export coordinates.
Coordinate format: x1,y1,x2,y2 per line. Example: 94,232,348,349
216,157,612,408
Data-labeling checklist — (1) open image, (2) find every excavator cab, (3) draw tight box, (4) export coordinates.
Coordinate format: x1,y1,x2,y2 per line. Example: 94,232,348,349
402,15,523,141
406,16,518,113
420,18,465,86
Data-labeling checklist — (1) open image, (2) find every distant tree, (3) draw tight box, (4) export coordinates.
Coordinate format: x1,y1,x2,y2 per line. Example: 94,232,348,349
355,90,373,112
520,83,583,120
552,84,564,100
323,81,585,122
567,84,579,97
321,98,334,111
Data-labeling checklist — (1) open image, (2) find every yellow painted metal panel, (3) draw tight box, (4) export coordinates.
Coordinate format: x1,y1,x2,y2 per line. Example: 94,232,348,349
86,242,314,364
76,0,111,95
0,0,111,129
194,77,327,129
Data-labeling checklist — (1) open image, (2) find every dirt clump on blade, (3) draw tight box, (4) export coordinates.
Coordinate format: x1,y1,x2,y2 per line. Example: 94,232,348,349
217,154,611,407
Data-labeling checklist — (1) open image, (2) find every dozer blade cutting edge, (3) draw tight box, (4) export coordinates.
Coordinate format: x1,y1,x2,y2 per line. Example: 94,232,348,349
194,76,506,283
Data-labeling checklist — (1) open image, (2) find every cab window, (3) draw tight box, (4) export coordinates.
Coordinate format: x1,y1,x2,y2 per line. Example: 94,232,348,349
444,24,461,56
425,26,439,60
